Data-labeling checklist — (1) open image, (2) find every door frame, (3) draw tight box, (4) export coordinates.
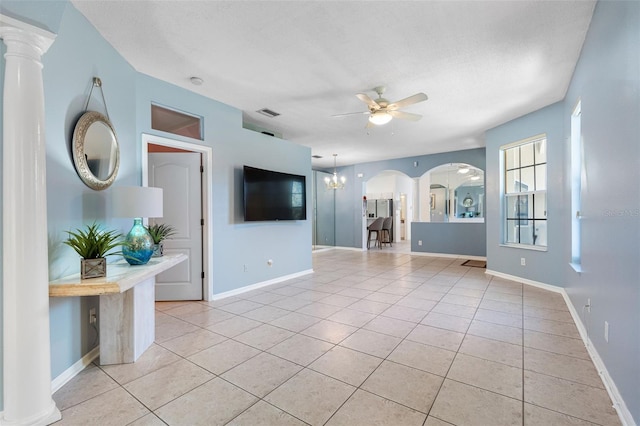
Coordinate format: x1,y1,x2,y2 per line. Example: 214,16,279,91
141,133,213,301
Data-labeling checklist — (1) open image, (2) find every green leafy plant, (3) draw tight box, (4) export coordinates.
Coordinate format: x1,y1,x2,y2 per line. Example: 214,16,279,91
146,223,177,244
64,222,122,259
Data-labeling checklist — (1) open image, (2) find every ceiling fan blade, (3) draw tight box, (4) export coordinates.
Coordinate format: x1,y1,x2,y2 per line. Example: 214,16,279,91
387,93,428,110
388,110,422,121
356,93,381,110
331,111,370,118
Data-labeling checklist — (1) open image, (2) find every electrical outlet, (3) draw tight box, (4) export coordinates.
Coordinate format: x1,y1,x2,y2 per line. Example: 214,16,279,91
604,321,609,342
418,240,423,246
520,257,526,266
89,308,97,325
586,298,591,313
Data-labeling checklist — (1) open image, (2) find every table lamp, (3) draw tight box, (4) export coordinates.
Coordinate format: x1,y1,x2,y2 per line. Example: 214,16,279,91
112,186,163,265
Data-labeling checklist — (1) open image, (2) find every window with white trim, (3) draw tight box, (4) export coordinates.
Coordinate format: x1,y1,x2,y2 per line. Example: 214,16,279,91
502,136,547,249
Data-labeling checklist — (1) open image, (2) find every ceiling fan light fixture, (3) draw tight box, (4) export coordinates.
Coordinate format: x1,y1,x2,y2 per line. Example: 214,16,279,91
368,111,392,126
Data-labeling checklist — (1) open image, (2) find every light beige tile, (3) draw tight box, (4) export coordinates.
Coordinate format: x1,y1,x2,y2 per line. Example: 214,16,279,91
155,377,257,425
264,369,356,425
482,291,523,304
362,360,443,413
178,308,236,327
431,302,477,319
268,286,308,297
421,312,471,333
56,387,149,426
363,315,416,338
524,371,620,425
424,416,456,426
380,304,429,323
458,334,523,368
524,316,581,339
163,302,212,317
326,389,426,426
53,364,118,411
440,293,482,308
524,330,590,360
269,311,321,332
127,413,166,426
124,359,214,410
301,319,357,344
188,339,260,375
234,323,295,350
241,305,290,322
218,300,265,314
221,352,302,397
197,296,243,308
295,290,332,301
468,320,523,345
100,344,182,384
267,333,334,366
206,315,261,338
269,296,312,311
337,288,373,298
296,302,344,319
319,294,360,307
155,301,190,312
246,292,286,305
406,324,465,352
328,308,377,327
348,299,392,314
430,379,522,426
227,400,306,426
524,347,604,389
388,340,455,377
339,328,402,358
365,291,404,304
309,345,383,386
524,403,601,426
479,299,523,315
448,286,485,298
154,315,200,343
447,353,523,399
159,328,227,357
524,305,574,323
474,308,522,328
409,289,447,302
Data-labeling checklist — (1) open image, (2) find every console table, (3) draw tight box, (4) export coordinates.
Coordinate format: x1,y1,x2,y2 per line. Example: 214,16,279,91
49,253,187,365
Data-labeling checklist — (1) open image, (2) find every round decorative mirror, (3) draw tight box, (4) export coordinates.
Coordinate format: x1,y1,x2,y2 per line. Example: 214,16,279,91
72,111,120,190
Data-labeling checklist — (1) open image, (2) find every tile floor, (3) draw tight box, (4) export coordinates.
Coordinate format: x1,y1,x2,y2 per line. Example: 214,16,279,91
52,249,621,425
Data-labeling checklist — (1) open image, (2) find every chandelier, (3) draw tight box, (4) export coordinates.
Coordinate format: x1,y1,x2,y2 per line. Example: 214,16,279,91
324,154,346,190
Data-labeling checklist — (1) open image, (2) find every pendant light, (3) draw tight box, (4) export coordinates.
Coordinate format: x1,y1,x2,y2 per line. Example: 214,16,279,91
324,154,346,190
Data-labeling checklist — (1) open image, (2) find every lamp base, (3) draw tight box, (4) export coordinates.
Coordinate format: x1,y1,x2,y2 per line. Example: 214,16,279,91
122,218,154,265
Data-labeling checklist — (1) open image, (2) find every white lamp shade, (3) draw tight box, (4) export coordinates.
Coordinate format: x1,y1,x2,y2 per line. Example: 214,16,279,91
112,186,163,218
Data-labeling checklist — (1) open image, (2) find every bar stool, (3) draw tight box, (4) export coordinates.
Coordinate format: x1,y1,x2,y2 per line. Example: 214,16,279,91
367,217,384,249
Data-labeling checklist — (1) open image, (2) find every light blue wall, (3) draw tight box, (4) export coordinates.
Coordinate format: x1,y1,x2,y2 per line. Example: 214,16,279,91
563,1,639,422
485,102,565,284
412,223,486,256
333,148,486,249
0,0,311,410
486,1,639,422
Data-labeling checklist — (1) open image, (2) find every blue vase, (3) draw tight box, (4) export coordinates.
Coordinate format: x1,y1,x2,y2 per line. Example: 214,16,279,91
122,218,154,265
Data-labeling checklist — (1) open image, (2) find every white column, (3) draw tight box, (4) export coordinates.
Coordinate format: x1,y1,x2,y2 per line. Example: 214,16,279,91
0,15,59,426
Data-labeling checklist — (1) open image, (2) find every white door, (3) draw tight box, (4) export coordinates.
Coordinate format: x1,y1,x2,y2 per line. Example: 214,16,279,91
149,152,203,300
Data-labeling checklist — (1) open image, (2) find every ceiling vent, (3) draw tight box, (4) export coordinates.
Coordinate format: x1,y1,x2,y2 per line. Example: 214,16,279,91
256,108,280,118
312,155,323,159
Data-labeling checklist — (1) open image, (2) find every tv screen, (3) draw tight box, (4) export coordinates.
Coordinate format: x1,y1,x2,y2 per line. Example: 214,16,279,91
243,166,307,221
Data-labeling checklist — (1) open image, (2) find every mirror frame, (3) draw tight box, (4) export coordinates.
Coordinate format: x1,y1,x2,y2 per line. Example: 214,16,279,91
72,111,120,190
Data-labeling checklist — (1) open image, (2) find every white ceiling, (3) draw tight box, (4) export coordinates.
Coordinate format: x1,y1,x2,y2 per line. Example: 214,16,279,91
71,0,595,169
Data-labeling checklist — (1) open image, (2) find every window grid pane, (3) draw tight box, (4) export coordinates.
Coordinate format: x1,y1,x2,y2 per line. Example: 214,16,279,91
502,137,547,248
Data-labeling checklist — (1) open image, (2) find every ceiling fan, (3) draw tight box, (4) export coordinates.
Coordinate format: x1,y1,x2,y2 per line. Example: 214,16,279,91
333,86,428,127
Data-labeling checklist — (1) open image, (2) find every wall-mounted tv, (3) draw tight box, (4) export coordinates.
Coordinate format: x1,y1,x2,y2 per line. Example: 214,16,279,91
243,165,307,221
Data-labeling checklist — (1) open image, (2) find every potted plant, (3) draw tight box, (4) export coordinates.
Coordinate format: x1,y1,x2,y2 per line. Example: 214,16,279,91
64,222,122,279
146,223,176,257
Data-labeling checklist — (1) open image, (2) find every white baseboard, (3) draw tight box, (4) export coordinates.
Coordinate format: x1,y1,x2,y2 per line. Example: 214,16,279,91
411,251,487,261
485,269,633,426
211,269,314,300
51,346,100,394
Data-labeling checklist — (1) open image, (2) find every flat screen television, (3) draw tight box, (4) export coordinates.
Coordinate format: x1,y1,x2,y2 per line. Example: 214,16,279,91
243,165,307,221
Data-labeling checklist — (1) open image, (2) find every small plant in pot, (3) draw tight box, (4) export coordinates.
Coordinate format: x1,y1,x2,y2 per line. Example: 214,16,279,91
64,222,122,279
146,223,176,257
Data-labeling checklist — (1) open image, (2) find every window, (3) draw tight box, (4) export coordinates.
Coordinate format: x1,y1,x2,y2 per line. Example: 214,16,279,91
502,135,547,249
151,104,203,140
570,101,582,267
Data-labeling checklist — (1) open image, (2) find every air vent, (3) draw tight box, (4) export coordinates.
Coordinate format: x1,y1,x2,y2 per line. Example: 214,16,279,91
261,131,275,137
256,108,280,118
312,155,323,159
